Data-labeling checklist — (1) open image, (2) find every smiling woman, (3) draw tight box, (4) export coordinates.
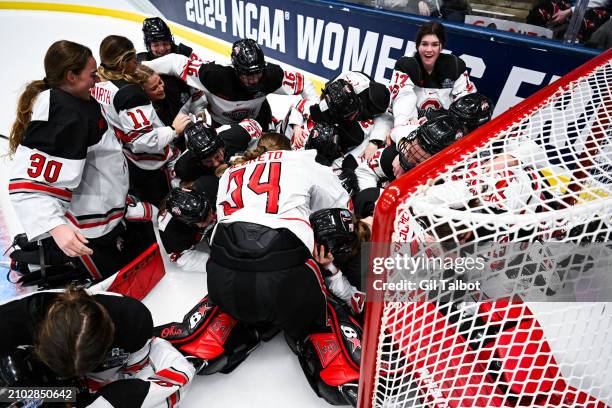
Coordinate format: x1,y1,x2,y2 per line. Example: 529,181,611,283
388,21,477,127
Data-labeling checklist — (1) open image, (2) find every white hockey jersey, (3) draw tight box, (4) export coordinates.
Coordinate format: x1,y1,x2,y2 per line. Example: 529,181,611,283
92,79,179,170
144,54,319,126
215,149,350,251
9,89,128,241
389,54,475,127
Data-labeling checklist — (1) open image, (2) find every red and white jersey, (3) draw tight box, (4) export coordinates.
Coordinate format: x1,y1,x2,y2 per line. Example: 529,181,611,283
390,54,475,126
86,336,195,408
144,54,318,126
9,88,128,240
92,79,178,170
215,149,350,251
354,147,389,190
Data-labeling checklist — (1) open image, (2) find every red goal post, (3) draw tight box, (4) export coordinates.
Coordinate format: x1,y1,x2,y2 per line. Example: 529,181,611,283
359,48,612,408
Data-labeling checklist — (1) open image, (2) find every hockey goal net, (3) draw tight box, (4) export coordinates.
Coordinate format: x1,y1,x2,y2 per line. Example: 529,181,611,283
359,48,612,408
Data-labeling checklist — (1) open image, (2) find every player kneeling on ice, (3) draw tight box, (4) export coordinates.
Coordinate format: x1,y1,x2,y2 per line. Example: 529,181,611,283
0,287,195,407
158,188,216,272
207,132,350,336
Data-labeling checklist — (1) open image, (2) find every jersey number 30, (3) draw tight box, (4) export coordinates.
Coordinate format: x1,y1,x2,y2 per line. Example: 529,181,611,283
27,153,62,183
221,162,281,215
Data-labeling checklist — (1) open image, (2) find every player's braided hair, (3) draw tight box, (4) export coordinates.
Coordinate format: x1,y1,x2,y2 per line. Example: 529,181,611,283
216,132,291,176
8,41,93,156
97,35,138,83
35,286,115,378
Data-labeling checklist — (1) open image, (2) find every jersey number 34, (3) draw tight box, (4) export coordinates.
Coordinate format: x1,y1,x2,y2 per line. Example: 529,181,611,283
221,162,281,215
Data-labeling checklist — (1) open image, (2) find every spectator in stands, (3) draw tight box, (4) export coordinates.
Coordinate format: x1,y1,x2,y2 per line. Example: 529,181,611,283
586,17,612,47
440,0,472,22
527,0,611,42
380,0,441,17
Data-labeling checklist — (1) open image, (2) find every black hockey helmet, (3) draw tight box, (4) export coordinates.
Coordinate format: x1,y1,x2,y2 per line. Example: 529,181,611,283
185,122,225,160
142,17,174,51
323,79,361,122
305,123,343,164
165,188,211,225
310,208,356,258
398,114,463,171
231,39,266,76
449,93,494,133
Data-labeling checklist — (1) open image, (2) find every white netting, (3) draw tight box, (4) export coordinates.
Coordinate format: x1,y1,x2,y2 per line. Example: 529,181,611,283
370,56,612,407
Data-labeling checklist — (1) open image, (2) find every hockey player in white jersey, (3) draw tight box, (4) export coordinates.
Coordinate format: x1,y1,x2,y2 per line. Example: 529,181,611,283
93,35,192,206
284,71,390,158
144,38,318,130
207,132,350,341
8,41,138,280
0,287,195,407
386,21,475,137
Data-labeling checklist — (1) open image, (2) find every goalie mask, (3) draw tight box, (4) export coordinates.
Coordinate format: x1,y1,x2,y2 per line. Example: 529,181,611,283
310,208,356,258
449,93,494,133
165,188,211,225
323,79,361,122
185,121,225,160
142,17,174,52
305,123,343,164
398,114,463,171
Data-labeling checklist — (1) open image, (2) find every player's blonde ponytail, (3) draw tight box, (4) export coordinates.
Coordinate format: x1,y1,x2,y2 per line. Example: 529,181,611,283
9,41,93,156
98,35,138,83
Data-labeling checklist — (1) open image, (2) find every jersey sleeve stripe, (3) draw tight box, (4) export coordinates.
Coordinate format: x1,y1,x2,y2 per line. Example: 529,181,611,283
120,126,155,143
124,146,173,162
66,209,125,228
296,73,304,94
166,390,180,407
8,181,72,201
150,367,189,386
296,98,308,114
123,355,151,374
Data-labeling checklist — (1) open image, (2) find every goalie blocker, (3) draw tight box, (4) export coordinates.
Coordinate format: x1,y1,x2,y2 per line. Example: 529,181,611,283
153,296,260,375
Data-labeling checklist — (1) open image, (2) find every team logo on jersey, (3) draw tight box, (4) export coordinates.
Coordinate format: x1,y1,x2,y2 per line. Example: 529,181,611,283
442,78,455,88
102,347,130,368
224,108,254,121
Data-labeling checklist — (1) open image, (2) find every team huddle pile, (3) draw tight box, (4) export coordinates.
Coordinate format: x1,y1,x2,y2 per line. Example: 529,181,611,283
2,18,494,407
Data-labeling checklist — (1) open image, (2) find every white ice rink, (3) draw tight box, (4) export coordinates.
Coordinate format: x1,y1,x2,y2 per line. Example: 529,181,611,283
0,4,332,407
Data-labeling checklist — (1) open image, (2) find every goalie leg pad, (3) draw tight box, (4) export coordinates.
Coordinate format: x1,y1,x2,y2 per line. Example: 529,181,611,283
154,296,260,375
296,299,362,406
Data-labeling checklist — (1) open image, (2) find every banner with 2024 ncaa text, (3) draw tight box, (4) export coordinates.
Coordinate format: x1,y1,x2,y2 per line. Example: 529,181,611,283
148,0,599,116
